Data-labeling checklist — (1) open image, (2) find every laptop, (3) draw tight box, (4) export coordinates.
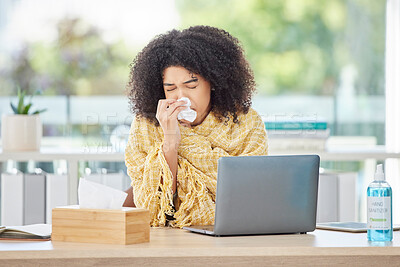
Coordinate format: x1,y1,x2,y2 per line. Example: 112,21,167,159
183,155,320,236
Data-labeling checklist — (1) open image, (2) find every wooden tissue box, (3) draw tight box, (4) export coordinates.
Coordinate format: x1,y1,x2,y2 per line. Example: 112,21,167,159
51,205,150,245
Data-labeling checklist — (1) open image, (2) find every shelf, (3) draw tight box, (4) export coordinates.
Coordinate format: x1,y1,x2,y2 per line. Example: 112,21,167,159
271,146,400,161
1,145,399,162
1,145,399,206
0,147,124,162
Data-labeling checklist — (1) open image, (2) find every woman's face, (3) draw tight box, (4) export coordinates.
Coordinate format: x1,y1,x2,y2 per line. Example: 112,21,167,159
162,66,211,126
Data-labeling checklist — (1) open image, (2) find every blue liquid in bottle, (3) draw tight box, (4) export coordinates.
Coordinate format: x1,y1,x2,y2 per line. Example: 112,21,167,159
367,164,393,242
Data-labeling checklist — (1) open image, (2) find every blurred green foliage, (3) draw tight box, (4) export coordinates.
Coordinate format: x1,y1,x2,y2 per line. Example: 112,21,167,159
0,18,134,96
0,1,385,97
176,0,385,96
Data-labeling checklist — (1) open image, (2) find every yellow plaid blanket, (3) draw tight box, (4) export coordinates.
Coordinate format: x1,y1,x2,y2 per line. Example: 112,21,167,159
125,108,268,227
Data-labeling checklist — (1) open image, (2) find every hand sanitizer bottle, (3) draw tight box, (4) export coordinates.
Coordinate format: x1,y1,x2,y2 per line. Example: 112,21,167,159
367,164,393,241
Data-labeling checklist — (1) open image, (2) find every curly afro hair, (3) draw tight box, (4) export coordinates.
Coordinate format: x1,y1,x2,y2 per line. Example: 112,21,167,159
127,25,256,125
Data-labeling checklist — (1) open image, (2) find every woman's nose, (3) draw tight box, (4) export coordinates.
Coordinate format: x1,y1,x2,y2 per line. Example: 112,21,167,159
176,88,186,100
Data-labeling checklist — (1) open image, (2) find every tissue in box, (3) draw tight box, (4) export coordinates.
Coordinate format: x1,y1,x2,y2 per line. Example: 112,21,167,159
51,205,150,245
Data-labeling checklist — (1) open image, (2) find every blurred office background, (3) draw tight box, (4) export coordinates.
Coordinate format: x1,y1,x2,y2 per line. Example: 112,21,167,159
0,0,393,222
0,0,385,144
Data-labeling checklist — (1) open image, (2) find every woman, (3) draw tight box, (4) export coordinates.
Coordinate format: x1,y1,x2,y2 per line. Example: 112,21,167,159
125,25,268,227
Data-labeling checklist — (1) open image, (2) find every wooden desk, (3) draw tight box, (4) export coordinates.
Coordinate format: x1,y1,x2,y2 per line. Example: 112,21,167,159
0,228,400,266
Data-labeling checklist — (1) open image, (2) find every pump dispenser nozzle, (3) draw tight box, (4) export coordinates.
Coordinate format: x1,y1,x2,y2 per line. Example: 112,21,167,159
375,164,385,181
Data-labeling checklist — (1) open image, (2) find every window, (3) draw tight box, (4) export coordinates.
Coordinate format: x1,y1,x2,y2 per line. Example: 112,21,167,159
0,0,386,147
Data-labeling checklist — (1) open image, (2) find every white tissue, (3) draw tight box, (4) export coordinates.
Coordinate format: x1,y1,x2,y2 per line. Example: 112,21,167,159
177,97,197,122
78,178,128,209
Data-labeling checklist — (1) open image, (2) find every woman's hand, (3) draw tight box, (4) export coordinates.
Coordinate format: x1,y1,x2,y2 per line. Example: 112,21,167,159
156,99,186,150
156,99,186,192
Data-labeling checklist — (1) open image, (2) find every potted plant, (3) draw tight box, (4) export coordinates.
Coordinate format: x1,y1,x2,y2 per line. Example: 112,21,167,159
1,89,47,152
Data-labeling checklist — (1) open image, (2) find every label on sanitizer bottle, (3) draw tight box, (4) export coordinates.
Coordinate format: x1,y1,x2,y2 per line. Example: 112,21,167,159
367,196,391,230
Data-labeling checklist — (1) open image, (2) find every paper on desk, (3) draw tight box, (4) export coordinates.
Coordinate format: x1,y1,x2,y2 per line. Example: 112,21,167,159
2,224,52,237
78,178,127,209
